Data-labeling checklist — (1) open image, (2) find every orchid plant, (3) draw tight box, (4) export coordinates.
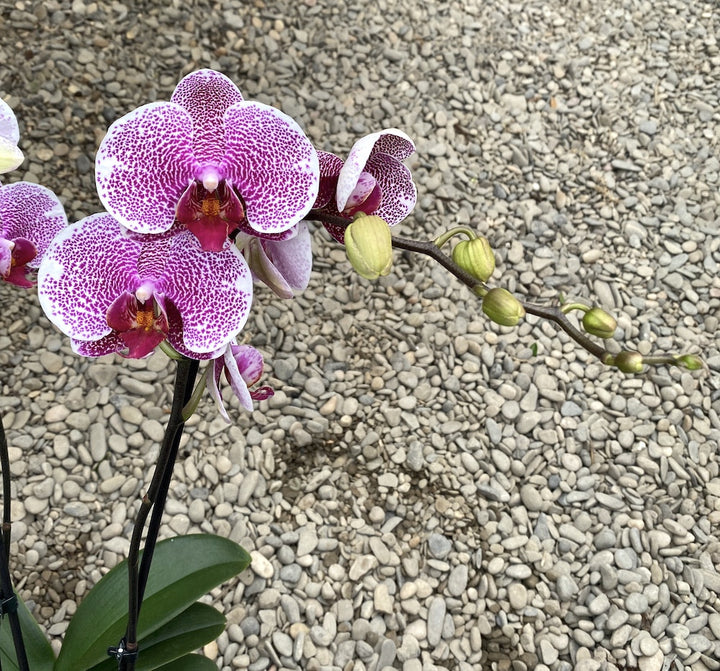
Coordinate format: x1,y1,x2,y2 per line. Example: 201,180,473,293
0,68,704,671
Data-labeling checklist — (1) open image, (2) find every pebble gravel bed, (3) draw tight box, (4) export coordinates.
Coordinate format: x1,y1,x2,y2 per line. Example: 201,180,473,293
1,1,719,670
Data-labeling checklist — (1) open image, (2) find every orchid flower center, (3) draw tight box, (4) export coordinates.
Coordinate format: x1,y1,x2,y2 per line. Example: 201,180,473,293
342,171,382,217
202,192,221,218
107,289,169,358
176,178,246,252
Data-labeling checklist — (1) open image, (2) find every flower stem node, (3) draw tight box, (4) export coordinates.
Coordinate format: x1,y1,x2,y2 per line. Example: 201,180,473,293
582,307,617,339
344,214,393,280
482,288,525,327
452,236,495,282
613,350,644,374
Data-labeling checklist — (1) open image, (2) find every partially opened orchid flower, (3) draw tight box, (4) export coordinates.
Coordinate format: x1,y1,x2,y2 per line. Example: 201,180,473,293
314,129,417,243
96,69,319,252
237,220,312,299
206,343,273,422
38,213,252,358
1,182,67,287
0,98,24,174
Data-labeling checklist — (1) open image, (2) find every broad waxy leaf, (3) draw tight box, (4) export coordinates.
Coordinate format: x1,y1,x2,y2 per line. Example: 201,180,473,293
154,654,219,671
55,534,250,671
86,602,224,671
0,595,55,671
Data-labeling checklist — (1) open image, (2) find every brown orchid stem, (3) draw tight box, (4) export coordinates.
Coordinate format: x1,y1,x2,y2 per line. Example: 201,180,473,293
305,210,693,370
117,356,199,671
0,412,29,671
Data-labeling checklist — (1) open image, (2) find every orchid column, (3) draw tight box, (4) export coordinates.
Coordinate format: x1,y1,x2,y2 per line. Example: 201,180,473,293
37,69,320,670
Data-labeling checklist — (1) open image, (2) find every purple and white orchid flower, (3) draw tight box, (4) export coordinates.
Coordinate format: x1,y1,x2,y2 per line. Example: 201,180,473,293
0,98,24,174
96,69,319,252
237,220,312,299
313,129,417,243
0,182,67,287
37,213,253,359
207,343,273,422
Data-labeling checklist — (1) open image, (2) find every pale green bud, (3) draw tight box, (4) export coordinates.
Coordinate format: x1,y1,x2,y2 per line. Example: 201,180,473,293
452,237,495,282
582,307,617,339
482,288,525,326
345,214,393,280
675,354,703,371
613,350,644,373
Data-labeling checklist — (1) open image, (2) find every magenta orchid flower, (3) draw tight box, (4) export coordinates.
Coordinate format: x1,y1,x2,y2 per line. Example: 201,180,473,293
96,69,319,252
0,98,24,174
207,343,273,421
37,213,253,358
237,220,312,299
0,182,67,287
313,129,417,243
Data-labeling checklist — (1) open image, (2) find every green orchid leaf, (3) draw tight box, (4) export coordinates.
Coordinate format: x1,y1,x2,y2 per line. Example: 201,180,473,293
86,602,224,671
154,654,219,671
55,534,250,671
0,595,55,671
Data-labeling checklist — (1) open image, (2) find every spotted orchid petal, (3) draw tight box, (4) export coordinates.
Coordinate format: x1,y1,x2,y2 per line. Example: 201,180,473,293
0,182,68,267
38,213,253,358
38,214,143,342
221,101,319,234
336,129,415,212
0,98,23,174
170,69,244,166
72,333,126,358
159,230,252,354
96,102,197,235
97,70,319,248
363,153,416,225
314,151,344,209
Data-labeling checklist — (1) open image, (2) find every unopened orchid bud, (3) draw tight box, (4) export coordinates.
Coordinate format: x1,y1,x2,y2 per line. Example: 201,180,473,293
452,236,495,282
613,350,644,373
582,307,617,339
482,288,525,326
344,214,393,280
675,354,703,371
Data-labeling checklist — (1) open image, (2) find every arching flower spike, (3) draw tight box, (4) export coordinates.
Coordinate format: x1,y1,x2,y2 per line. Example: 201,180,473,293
314,129,417,243
96,69,319,251
38,213,252,358
0,182,67,287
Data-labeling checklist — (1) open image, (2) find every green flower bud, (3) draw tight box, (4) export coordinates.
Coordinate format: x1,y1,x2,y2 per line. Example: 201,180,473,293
613,350,644,374
344,214,393,280
582,307,617,339
482,288,525,326
675,354,703,371
452,236,495,282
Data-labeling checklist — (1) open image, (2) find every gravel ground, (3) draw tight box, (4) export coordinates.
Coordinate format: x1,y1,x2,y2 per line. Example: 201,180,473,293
1,1,720,670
